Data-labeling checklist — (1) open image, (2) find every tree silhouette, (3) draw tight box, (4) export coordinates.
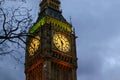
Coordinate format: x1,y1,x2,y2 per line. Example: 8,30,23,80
0,0,33,62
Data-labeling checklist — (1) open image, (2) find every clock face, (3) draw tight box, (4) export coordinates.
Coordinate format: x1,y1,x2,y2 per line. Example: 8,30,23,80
53,33,70,52
28,36,40,56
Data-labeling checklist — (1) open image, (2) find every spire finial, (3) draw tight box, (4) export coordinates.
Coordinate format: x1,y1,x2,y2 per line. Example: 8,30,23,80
70,16,72,25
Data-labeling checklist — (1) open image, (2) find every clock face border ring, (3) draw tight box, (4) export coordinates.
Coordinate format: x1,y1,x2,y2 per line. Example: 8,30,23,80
53,33,70,53
28,36,40,56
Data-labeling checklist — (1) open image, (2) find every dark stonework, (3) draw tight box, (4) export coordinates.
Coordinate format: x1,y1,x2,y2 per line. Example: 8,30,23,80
25,0,77,80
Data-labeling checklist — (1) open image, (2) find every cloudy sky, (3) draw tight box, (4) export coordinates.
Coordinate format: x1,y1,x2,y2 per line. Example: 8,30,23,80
1,0,120,80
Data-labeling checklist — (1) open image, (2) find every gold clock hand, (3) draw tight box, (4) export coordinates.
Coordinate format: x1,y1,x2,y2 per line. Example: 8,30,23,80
56,34,64,51
61,40,63,45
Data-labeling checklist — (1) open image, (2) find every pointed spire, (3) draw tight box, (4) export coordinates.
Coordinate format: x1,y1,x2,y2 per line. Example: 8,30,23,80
70,16,72,25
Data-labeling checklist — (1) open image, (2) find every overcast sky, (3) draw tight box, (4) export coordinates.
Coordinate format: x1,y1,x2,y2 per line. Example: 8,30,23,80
1,0,120,80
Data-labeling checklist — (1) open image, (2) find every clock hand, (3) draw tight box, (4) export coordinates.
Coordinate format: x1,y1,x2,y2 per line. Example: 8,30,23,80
58,36,64,49
56,34,64,50
57,34,63,43
61,40,63,45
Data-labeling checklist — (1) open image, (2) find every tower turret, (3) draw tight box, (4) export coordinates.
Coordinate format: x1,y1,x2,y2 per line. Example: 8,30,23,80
40,0,61,12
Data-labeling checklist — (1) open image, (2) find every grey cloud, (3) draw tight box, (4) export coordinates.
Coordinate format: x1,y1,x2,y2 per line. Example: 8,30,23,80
1,0,120,80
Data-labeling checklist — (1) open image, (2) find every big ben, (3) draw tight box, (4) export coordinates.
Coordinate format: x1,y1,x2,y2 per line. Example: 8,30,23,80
25,0,78,80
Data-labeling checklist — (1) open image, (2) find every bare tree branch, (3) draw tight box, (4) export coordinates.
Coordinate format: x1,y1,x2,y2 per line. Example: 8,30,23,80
0,2,34,63
0,50,14,55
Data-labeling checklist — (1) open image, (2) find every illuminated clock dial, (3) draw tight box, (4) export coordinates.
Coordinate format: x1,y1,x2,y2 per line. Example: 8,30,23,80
53,33,70,52
28,36,40,56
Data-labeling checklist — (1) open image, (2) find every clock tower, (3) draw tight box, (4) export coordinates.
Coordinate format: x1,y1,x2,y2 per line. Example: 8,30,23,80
25,0,78,80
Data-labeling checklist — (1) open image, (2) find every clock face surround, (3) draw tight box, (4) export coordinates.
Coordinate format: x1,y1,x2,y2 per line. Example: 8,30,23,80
28,36,40,56
53,33,70,52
